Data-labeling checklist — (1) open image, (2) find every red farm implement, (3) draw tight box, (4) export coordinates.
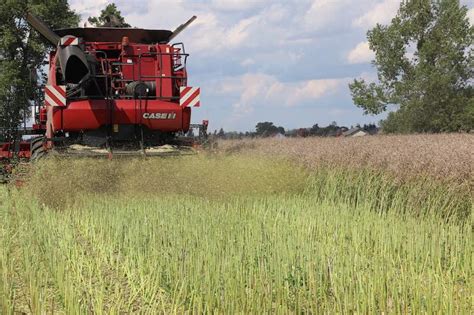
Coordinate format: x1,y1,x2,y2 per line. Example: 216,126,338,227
1,13,208,182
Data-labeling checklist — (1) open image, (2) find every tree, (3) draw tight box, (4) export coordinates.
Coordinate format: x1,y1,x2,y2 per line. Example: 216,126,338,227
217,128,225,138
349,0,473,133
88,3,131,27
308,122,346,137
255,122,285,137
0,1,79,139
362,123,378,134
309,123,320,135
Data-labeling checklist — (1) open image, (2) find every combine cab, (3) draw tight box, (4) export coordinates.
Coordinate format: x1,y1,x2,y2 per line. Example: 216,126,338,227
1,13,207,180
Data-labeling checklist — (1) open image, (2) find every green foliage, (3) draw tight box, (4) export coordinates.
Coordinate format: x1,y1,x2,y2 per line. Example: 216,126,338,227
255,121,285,137
0,0,79,136
23,155,472,221
88,3,131,27
25,155,309,208
0,155,471,312
350,0,474,133
308,121,347,136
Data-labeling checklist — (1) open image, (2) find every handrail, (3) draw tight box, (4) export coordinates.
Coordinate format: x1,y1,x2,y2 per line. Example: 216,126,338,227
67,47,188,101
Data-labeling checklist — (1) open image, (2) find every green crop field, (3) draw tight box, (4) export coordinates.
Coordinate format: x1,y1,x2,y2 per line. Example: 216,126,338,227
0,135,472,313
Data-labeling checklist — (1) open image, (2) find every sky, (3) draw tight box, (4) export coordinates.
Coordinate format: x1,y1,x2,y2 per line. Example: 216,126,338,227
69,0,474,132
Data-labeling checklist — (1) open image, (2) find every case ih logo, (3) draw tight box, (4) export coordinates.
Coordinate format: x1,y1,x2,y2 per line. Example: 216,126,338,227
143,112,176,120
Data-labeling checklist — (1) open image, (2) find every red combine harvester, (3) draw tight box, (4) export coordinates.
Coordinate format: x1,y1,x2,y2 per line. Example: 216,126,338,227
1,13,207,182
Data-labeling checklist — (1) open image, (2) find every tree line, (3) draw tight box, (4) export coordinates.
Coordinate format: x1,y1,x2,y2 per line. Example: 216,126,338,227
212,121,378,139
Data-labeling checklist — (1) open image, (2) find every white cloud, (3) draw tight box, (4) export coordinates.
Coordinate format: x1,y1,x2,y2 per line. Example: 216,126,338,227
219,73,347,115
122,0,192,30
124,6,258,54
210,0,266,12
182,4,294,55
353,0,399,28
70,0,109,25
468,8,474,25
304,0,352,30
240,58,255,66
262,4,288,23
347,41,374,64
225,16,257,47
70,0,372,56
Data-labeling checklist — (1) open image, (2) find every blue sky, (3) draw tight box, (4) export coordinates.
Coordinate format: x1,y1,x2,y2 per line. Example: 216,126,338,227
70,0,474,132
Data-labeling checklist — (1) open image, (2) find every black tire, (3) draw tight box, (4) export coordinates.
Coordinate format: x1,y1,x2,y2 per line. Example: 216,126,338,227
30,137,46,162
0,168,7,184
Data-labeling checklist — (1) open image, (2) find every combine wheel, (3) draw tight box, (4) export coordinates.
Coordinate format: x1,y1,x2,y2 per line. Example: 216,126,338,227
30,137,46,162
0,167,7,184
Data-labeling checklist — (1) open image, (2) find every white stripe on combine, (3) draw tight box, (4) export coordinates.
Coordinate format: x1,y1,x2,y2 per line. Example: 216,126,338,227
61,37,78,45
48,86,65,104
180,87,198,105
187,94,200,107
45,93,60,107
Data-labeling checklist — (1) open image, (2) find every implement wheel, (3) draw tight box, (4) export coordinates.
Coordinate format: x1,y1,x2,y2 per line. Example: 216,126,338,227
0,167,7,184
30,137,46,162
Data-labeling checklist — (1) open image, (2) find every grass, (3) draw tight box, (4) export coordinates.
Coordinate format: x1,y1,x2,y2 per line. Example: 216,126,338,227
24,155,309,208
0,139,472,313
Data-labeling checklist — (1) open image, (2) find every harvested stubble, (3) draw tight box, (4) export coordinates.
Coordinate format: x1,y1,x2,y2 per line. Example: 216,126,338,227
0,140,472,313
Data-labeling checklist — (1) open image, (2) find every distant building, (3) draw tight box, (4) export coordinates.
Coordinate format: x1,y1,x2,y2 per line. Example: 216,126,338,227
342,127,368,137
296,128,310,137
273,132,286,139
335,127,349,137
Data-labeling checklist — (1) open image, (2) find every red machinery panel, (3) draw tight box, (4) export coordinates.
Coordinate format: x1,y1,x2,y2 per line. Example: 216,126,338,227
50,99,187,133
